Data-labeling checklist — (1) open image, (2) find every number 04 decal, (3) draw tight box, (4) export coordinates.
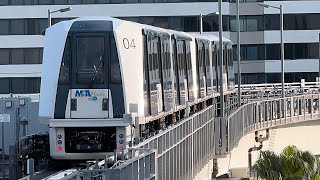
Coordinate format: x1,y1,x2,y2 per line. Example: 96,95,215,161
123,38,136,49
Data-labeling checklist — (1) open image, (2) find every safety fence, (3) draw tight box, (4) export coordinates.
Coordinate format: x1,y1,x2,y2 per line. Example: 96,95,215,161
228,93,320,152
44,94,320,180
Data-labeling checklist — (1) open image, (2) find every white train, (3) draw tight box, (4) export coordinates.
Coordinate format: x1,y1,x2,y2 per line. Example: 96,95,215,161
39,17,235,160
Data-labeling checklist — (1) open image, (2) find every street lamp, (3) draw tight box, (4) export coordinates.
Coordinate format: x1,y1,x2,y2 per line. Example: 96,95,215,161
199,12,219,34
218,0,224,116
236,0,241,107
48,7,72,27
259,3,285,98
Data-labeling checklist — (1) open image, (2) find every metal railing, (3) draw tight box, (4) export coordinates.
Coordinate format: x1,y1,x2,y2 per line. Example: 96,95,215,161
41,93,320,180
227,94,320,152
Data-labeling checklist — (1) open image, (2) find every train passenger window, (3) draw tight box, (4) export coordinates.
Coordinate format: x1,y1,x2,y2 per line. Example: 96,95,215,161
110,37,121,84
58,37,71,84
76,37,104,84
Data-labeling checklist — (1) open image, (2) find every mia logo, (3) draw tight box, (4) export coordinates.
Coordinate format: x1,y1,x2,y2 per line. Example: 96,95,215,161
75,90,91,97
75,90,99,101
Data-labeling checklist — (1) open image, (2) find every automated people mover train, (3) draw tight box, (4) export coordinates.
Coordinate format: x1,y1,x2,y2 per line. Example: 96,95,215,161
38,17,235,160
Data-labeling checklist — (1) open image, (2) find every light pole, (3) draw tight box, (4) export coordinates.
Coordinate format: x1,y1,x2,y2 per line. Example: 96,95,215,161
218,0,224,116
236,0,241,107
259,3,284,98
199,12,219,34
48,7,72,27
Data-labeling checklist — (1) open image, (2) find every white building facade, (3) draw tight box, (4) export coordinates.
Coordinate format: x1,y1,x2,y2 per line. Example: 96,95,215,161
0,0,319,95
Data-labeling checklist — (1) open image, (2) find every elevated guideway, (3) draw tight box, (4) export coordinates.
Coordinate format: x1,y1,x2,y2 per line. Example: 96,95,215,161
23,81,320,180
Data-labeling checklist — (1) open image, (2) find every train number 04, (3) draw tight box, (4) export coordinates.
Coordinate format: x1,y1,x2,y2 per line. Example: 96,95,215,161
123,38,136,49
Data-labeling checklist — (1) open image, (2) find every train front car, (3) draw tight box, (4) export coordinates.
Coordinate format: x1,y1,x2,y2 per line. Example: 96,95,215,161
39,17,143,160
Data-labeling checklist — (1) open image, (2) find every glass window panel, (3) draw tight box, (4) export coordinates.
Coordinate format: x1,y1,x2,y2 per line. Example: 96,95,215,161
284,44,294,59
38,19,48,35
111,0,124,3
25,19,36,35
140,0,153,2
184,16,198,32
77,37,104,84
125,0,138,2
229,17,236,32
25,48,41,64
25,78,40,93
168,17,183,31
39,48,43,63
308,43,318,59
265,14,279,30
266,73,280,83
11,78,26,94
284,14,295,30
10,0,24,5
38,0,52,4
96,0,110,3
24,0,39,5
294,14,307,30
54,0,68,4
82,0,95,3
110,37,121,84
11,49,24,64
222,16,229,31
0,0,9,5
257,45,265,60
266,44,280,60
247,17,258,31
59,38,71,84
10,19,25,35
0,78,9,94
120,17,139,23
0,49,10,65
309,14,320,30
295,43,307,59
140,17,156,26
68,0,81,4
0,20,9,35
246,46,258,60
154,17,169,29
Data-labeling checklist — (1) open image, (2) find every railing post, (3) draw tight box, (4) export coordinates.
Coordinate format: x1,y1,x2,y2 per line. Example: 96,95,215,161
304,95,306,120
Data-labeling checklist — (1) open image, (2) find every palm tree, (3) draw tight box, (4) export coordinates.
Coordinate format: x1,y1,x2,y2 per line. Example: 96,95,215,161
253,145,320,180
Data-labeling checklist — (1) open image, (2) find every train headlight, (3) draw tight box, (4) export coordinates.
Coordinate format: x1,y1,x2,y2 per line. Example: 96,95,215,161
57,134,62,139
119,134,124,138
57,140,62,145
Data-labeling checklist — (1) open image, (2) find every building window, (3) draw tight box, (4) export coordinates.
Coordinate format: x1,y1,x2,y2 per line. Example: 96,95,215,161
230,15,263,32
0,78,40,94
235,44,264,60
0,0,9,5
264,14,280,30
0,48,43,65
0,49,10,65
0,78,10,94
266,44,280,60
265,14,320,31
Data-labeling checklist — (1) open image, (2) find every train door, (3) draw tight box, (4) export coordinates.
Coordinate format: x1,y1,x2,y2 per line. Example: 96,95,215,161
69,33,110,119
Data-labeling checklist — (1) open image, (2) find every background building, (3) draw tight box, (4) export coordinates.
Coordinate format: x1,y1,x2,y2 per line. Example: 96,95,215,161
0,0,319,97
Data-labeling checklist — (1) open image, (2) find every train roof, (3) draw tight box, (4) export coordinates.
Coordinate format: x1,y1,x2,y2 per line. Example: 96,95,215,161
53,16,232,44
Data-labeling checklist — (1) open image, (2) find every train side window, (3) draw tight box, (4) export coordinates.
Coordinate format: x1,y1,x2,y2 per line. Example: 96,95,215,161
58,37,71,84
76,36,104,84
143,35,151,116
172,39,180,105
110,36,121,84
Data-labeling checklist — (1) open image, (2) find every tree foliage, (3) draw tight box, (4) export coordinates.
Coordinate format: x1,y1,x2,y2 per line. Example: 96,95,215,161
253,145,320,180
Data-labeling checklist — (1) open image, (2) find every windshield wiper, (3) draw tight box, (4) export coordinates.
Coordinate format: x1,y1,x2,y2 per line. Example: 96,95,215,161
89,56,104,87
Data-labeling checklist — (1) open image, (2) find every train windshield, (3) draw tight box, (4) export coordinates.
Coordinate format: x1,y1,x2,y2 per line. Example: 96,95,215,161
76,37,104,85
